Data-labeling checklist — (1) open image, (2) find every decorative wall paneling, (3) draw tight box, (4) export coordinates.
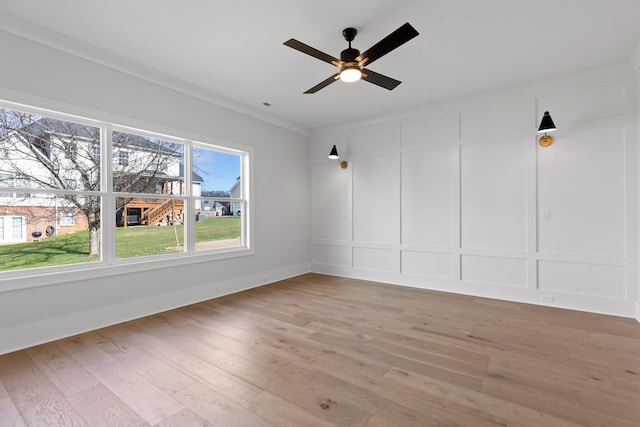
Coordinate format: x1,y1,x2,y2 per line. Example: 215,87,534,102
311,67,637,318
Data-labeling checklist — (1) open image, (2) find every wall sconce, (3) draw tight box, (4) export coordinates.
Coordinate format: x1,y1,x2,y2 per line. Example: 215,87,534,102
537,111,557,147
328,144,348,169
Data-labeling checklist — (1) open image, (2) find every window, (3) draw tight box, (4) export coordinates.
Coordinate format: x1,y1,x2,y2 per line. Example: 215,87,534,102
118,151,129,166
192,146,243,251
0,174,12,197
0,215,26,244
0,174,31,198
0,102,250,278
0,105,101,271
14,176,31,198
60,211,76,226
112,130,184,195
65,141,78,160
11,217,23,239
113,130,186,259
34,135,51,159
64,179,77,190
115,196,186,258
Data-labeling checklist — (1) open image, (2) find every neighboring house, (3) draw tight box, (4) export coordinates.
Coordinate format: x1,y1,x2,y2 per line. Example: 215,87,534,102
0,116,203,243
229,177,241,216
201,200,228,216
0,118,95,243
0,202,86,245
199,178,240,217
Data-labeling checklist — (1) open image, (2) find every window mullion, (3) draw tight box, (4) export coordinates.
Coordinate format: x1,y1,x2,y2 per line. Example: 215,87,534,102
102,124,115,265
241,153,249,248
184,142,194,253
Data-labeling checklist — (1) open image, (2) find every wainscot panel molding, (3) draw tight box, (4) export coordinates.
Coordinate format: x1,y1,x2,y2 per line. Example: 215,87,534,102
348,122,399,154
401,145,457,248
311,62,638,319
460,99,530,139
461,255,528,289
400,111,458,147
401,250,455,279
460,136,529,252
352,152,400,245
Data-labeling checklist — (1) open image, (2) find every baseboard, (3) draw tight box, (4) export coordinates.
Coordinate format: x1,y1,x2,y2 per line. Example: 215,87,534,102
0,262,311,355
312,264,635,319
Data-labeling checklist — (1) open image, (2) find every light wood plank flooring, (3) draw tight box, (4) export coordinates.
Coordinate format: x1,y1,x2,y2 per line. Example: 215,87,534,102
1,273,639,426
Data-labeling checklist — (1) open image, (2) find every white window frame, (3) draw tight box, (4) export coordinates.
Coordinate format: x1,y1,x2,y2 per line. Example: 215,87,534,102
0,215,27,244
0,99,253,292
59,210,76,226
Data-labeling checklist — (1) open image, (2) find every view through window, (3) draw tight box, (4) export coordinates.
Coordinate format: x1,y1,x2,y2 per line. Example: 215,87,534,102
193,146,242,251
0,103,248,274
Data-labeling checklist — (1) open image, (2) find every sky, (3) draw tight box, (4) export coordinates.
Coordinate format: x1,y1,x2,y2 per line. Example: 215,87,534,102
192,146,240,192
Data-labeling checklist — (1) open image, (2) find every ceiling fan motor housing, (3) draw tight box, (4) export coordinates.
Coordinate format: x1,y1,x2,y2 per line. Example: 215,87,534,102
340,47,360,63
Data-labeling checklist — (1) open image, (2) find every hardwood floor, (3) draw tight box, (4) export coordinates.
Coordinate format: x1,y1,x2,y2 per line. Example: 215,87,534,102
1,273,639,426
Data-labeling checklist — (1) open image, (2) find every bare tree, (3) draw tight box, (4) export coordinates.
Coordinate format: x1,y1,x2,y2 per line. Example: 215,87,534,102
0,107,183,256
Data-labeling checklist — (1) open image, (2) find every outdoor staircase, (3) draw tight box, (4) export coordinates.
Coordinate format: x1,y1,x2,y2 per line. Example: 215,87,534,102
145,199,184,226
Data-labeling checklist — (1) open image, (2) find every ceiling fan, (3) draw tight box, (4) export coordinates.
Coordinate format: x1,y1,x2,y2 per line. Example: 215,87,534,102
284,22,419,94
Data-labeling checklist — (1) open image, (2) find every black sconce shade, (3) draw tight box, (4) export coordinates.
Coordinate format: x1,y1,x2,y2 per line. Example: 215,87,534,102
537,111,557,133
328,144,339,159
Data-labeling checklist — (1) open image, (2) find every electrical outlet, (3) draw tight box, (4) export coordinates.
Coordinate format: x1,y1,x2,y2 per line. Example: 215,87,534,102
541,209,551,221
540,294,554,303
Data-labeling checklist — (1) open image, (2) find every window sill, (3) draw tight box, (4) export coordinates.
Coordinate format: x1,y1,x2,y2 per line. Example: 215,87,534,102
0,246,255,293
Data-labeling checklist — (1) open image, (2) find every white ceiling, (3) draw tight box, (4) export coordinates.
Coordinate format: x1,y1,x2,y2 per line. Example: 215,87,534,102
1,0,640,133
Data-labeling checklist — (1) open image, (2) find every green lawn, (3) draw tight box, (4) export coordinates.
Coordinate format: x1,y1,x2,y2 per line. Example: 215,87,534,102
0,216,240,272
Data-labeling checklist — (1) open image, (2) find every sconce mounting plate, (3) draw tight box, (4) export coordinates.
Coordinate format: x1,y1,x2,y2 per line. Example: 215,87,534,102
539,135,553,147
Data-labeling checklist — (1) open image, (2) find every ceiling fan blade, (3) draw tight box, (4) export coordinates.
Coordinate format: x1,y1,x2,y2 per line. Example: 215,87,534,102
284,39,341,66
361,68,402,90
356,22,419,66
304,73,340,94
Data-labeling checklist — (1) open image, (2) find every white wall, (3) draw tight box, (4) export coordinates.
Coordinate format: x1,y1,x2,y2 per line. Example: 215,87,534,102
311,62,639,318
632,40,640,322
0,30,311,354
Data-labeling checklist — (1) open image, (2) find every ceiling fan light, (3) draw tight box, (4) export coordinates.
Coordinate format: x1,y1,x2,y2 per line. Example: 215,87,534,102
340,66,362,83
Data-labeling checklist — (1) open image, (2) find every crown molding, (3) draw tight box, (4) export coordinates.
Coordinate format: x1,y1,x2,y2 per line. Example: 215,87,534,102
0,14,310,136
